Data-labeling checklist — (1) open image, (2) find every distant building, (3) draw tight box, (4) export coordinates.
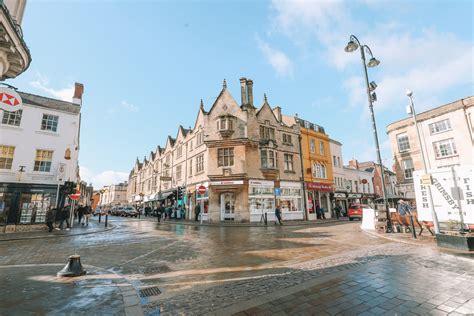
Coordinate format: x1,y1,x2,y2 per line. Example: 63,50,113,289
0,84,84,231
387,96,473,199
99,182,128,210
91,191,100,211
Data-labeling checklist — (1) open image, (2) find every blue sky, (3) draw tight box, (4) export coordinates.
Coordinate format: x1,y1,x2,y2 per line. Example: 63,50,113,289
10,0,473,188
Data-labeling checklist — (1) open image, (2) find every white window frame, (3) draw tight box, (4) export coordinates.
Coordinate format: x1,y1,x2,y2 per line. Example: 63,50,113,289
397,133,410,153
429,119,451,135
433,138,457,159
319,141,325,155
402,158,414,180
34,149,53,172
41,114,59,132
284,153,294,171
310,139,315,153
2,109,22,126
0,145,15,169
218,148,234,167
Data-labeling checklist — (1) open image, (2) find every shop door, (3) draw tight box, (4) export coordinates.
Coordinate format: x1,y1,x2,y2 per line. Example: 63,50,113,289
220,193,235,220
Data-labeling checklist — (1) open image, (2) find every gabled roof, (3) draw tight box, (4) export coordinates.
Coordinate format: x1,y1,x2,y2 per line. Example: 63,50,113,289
19,91,80,114
256,94,281,123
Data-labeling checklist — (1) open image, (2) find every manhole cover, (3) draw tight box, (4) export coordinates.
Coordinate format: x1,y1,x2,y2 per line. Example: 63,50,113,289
139,286,162,297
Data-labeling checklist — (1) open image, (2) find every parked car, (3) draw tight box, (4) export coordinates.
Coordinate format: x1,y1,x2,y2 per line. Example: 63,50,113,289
111,207,125,216
348,204,369,221
123,207,138,217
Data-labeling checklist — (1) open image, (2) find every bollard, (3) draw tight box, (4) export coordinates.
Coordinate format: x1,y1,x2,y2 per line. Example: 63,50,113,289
105,214,108,227
98,213,101,223
57,254,86,277
138,211,141,220
264,212,268,225
409,215,417,239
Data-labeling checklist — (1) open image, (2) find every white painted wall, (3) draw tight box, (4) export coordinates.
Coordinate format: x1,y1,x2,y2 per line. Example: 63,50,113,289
0,103,80,186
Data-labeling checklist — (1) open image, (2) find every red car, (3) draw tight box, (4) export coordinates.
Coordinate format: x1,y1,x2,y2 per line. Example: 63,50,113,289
348,204,369,221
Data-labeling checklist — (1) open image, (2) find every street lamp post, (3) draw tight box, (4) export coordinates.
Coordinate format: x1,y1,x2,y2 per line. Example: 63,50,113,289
344,35,392,232
406,90,440,234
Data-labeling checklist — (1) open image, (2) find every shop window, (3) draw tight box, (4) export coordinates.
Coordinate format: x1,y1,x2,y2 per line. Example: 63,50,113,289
41,114,59,132
218,148,234,167
34,149,53,172
284,154,294,171
2,109,22,126
19,193,51,224
0,145,15,170
260,149,277,168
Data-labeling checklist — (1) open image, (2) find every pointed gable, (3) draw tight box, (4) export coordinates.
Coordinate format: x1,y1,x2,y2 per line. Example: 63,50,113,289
256,95,280,124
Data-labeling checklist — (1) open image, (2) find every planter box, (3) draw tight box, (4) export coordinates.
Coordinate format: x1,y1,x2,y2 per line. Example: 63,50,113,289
436,233,474,251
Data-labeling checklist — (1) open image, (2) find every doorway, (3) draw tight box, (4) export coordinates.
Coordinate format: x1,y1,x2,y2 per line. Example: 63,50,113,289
220,193,235,221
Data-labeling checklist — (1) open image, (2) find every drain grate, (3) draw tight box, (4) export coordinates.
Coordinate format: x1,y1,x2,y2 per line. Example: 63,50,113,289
139,286,162,298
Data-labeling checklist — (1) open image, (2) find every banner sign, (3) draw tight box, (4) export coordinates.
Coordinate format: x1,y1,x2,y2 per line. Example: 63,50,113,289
306,182,333,191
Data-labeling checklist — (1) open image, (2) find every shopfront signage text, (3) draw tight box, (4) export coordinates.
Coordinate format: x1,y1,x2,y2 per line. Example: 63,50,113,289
306,182,333,192
211,180,244,186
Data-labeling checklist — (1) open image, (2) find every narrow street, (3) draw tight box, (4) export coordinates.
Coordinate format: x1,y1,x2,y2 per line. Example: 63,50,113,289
1,218,473,315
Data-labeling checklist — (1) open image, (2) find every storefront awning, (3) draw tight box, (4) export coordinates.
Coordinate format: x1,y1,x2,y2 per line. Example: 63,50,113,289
156,191,174,200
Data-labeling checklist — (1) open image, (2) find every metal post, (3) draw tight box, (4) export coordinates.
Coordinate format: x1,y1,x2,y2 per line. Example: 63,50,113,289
451,166,465,231
98,213,101,223
359,47,392,232
69,199,75,229
105,214,108,227
298,134,308,221
264,212,268,225
408,94,440,234
55,182,61,208
200,198,204,224
409,214,417,239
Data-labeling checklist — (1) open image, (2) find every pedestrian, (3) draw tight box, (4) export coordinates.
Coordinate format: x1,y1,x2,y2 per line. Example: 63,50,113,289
321,207,326,219
60,205,71,230
194,203,201,222
397,200,411,216
275,203,283,225
316,204,321,219
78,205,85,225
83,206,91,226
334,205,341,219
46,207,55,232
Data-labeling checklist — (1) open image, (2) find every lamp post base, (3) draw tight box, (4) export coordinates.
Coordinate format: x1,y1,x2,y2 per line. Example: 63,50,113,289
57,255,86,277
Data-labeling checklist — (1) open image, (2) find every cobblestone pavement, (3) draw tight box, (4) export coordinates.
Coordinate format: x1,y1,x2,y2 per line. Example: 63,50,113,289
1,217,473,315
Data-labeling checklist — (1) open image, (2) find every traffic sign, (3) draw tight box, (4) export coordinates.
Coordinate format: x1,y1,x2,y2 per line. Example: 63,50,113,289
197,185,206,195
0,87,22,112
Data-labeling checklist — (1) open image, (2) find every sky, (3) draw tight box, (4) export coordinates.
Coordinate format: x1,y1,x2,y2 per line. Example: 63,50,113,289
9,0,473,188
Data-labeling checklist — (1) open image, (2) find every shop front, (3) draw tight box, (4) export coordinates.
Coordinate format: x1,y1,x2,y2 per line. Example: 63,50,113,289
332,192,348,215
249,179,274,223
0,183,58,232
278,181,304,221
195,182,209,221
209,180,245,222
347,193,362,206
306,181,333,220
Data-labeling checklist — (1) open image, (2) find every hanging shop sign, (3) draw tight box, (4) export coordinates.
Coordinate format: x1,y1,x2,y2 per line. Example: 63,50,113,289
0,87,23,112
334,193,347,198
348,193,362,198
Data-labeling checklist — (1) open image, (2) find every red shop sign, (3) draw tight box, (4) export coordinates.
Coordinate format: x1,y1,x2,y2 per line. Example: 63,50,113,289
306,182,333,192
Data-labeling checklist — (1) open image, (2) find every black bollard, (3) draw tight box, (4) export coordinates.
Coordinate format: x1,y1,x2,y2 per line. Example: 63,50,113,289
105,214,108,227
264,212,268,225
98,213,101,223
409,215,417,239
57,254,86,277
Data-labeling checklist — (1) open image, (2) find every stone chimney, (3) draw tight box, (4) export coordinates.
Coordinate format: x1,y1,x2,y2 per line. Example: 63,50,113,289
348,159,359,169
246,79,253,106
273,106,282,122
240,77,247,106
73,82,84,105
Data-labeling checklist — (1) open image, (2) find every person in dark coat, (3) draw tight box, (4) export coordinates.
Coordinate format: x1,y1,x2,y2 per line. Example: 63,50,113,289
194,204,201,222
46,208,55,232
60,206,71,230
274,204,283,225
78,205,85,225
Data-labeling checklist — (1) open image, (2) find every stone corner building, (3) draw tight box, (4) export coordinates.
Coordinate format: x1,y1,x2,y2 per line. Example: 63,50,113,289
128,78,304,222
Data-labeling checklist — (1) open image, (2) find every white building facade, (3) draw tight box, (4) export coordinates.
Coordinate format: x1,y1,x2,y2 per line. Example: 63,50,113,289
0,84,84,231
99,182,128,210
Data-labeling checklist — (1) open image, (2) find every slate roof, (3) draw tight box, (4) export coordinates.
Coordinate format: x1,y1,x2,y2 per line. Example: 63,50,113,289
18,91,80,114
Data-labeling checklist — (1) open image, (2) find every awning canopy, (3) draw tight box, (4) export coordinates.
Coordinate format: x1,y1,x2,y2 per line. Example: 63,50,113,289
156,191,174,200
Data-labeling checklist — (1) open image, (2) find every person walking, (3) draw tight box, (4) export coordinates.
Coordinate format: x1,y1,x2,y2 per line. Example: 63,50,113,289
45,208,55,232
78,205,85,225
194,203,201,222
275,203,283,225
83,206,91,226
60,205,71,230
316,204,322,219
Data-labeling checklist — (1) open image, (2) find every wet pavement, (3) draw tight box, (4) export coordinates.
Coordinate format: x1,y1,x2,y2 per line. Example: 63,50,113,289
1,216,473,315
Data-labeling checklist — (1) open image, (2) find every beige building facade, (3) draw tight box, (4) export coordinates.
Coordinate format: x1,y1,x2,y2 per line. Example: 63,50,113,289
128,78,303,222
387,96,473,199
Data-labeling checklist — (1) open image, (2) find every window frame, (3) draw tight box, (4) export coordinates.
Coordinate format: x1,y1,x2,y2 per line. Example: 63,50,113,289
319,141,325,155
402,158,414,180
218,148,234,167
0,145,15,169
284,153,294,171
2,109,22,126
40,114,59,132
429,119,451,135
397,133,410,153
260,149,277,169
310,139,315,153
433,138,458,159
33,149,53,172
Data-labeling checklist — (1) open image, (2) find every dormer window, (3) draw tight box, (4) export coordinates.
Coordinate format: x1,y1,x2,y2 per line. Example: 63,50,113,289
217,116,234,137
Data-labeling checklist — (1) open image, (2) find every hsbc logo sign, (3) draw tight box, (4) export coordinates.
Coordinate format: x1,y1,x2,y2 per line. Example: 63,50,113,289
0,87,23,112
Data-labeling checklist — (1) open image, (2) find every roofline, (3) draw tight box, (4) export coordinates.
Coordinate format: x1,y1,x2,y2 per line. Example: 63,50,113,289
18,91,78,107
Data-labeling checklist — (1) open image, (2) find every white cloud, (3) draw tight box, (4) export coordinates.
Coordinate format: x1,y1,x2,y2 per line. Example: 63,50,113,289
121,100,139,112
80,166,128,189
29,73,74,102
268,1,473,112
257,38,294,77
